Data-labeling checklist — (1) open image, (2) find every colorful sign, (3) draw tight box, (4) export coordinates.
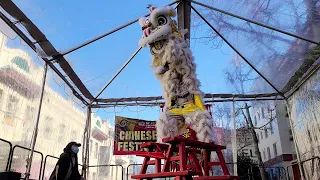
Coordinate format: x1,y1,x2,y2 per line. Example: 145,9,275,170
113,116,157,155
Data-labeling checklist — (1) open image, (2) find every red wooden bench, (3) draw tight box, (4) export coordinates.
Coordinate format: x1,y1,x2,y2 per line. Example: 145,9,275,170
132,137,239,180
131,170,201,180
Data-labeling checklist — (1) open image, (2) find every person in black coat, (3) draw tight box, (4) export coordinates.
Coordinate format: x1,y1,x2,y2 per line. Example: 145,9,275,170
49,142,85,180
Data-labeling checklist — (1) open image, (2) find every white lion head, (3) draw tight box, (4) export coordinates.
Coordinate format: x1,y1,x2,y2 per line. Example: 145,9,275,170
138,5,178,47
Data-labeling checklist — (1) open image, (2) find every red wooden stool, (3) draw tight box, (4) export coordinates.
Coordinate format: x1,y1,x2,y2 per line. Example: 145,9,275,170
136,142,169,174
132,127,239,180
162,137,239,180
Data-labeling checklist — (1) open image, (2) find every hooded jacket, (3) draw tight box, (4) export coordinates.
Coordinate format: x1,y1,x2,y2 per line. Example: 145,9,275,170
49,142,82,180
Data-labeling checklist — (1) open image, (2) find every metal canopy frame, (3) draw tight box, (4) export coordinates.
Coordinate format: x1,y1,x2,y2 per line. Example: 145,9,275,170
1,0,319,107
0,0,318,179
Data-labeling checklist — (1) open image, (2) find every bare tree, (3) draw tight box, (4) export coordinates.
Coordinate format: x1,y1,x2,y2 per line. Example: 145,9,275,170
221,55,268,179
213,103,232,129
240,103,268,180
191,0,320,79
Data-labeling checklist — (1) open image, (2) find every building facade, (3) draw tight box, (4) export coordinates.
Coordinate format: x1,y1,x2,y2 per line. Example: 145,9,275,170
0,30,128,179
252,101,294,179
236,127,257,161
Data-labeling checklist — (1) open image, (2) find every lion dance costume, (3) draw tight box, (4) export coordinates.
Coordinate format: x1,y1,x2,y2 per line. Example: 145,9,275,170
139,5,215,143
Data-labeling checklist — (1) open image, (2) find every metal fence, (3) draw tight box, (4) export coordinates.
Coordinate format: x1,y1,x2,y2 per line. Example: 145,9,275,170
41,155,58,180
8,145,43,180
0,138,12,172
126,163,173,180
0,139,319,180
87,164,124,180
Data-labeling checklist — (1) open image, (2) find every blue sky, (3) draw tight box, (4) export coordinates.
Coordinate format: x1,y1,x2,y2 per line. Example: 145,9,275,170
6,0,312,125
8,0,239,124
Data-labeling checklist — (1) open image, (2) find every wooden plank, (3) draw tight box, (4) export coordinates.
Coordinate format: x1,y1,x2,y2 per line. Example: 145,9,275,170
140,142,169,149
189,152,203,176
169,156,181,161
203,148,210,176
140,157,150,174
186,148,202,154
162,145,174,172
208,162,223,167
147,160,157,165
216,149,230,175
194,176,240,180
136,152,164,159
155,158,161,173
179,142,187,171
131,170,200,179
162,137,226,149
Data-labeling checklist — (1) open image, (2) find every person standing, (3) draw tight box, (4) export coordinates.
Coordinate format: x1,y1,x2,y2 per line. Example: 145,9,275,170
49,142,85,180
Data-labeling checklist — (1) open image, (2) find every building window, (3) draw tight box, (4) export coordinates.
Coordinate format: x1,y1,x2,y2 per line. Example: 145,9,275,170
263,150,266,160
262,108,265,118
44,116,53,140
273,143,278,156
25,106,35,121
265,128,268,138
260,131,263,139
267,147,271,160
250,149,253,157
95,143,98,158
270,122,274,134
254,116,257,126
4,95,19,119
0,89,3,109
12,56,30,72
90,140,93,153
71,130,77,141
257,112,260,120
96,120,101,128
58,124,66,143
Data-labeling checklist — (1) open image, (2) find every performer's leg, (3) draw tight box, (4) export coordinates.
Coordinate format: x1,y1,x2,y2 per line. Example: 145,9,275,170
156,112,179,143
184,110,215,143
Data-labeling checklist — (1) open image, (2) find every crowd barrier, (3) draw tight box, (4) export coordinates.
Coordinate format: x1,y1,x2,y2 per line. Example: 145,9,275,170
9,145,43,180
0,138,319,180
0,138,12,172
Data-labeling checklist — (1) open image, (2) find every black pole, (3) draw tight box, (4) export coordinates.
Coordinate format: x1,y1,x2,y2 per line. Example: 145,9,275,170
189,4,285,98
92,97,285,108
93,47,142,100
191,0,320,45
49,1,180,60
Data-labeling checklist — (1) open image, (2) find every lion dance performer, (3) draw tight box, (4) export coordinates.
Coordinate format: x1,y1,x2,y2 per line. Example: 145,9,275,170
138,5,215,143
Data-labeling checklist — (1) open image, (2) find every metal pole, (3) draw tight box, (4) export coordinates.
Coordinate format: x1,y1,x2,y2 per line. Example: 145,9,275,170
87,1,182,102
232,101,237,176
81,107,89,176
92,97,285,108
285,100,305,180
86,107,92,179
93,47,142,100
191,0,320,45
25,63,48,180
177,0,191,41
189,4,285,98
83,107,92,179
50,1,179,60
